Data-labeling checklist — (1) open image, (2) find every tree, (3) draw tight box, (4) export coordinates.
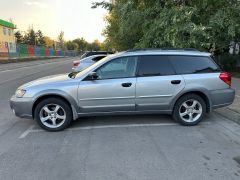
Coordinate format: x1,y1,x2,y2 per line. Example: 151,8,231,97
36,30,45,46
66,41,78,50
44,36,54,48
88,40,101,51
14,31,24,43
72,38,88,53
93,0,240,53
23,28,36,45
58,31,65,50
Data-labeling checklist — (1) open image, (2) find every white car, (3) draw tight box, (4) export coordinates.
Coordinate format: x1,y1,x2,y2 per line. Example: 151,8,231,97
72,55,107,72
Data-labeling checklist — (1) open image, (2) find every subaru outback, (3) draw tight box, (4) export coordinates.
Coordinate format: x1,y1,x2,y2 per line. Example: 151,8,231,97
10,49,235,131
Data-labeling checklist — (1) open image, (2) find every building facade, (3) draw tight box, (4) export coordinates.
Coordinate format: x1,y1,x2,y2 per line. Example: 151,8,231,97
0,19,16,57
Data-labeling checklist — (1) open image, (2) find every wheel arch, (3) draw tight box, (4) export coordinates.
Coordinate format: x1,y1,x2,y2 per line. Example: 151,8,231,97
32,92,78,120
171,90,212,113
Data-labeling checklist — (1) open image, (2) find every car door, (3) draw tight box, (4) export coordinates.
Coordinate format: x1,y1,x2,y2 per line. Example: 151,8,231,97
78,56,138,113
136,55,185,111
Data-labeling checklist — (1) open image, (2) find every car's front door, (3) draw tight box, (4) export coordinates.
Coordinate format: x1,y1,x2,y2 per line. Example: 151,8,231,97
77,56,138,114
136,55,185,111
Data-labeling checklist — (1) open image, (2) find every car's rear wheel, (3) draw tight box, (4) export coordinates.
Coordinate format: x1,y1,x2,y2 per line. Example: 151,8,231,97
173,94,206,126
34,98,72,131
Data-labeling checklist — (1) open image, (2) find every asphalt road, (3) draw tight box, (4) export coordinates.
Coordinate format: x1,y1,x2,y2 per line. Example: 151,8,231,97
0,57,240,180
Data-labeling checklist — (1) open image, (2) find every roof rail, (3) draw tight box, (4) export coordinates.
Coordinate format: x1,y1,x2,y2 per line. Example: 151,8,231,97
126,48,199,52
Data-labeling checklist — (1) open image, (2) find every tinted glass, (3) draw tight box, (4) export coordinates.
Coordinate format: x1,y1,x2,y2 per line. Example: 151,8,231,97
169,56,220,74
81,52,107,59
138,55,175,76
92,56,106,62
96,57,137,79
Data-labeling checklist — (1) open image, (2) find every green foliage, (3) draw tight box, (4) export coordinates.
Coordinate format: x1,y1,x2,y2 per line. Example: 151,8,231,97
36,30,46,46
217,54,238,72
24,29,36,45
58,31,65,50
94,0,240,52
14,31,24,44
91,1,113,11
15,29,46,46
72,38,88,52
66,41,78,50
66,38,102,52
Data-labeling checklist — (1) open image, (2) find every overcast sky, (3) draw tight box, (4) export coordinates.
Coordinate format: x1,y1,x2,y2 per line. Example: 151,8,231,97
0,0,108,42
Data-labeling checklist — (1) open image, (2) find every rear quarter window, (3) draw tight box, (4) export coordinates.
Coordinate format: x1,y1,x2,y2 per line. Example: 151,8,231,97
138,55,176,76
169,56,221,74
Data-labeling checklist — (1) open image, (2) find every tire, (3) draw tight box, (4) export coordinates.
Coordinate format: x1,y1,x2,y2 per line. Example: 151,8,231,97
34,98,73,131
172,94,206,126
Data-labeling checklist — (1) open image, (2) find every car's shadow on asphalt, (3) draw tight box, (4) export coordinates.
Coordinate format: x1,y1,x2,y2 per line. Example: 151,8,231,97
69,113,212,129
70,114,176,129
20,113,212,131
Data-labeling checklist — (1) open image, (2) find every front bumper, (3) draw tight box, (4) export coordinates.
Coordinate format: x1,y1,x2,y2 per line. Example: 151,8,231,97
10,96,33,119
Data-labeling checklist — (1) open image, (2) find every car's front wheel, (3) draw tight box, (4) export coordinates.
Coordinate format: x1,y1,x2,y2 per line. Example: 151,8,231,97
173,94,206,126
34,98,72,131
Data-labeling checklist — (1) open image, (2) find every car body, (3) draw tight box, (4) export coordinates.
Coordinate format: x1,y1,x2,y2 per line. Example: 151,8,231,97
80,51,113,59
10,49,235,131
72,54,107,72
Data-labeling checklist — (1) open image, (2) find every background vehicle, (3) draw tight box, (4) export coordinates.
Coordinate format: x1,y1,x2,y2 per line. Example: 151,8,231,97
72,54,107,72
80,51,113,59
10,49,235,131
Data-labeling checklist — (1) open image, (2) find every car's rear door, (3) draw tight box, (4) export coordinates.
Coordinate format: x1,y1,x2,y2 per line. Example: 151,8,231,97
136,55,185,111
77,56,138,113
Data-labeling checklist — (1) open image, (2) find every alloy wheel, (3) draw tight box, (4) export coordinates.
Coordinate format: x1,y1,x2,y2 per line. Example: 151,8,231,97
179,99,203,123
39,104,66,128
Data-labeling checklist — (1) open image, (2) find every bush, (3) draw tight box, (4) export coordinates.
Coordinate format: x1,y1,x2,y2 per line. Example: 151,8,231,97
216,54,239,72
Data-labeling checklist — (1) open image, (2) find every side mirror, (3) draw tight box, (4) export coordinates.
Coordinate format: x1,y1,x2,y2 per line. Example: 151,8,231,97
87,72,99,80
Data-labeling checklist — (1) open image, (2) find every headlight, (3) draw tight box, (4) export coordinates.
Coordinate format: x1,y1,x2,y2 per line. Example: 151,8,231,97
15,89,26,98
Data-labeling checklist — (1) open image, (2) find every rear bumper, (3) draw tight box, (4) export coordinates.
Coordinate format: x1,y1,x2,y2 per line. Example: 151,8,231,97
210,88,235,109
10,96,33,119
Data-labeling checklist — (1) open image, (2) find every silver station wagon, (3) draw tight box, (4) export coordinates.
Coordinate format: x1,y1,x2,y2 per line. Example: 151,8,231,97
10,49,235,131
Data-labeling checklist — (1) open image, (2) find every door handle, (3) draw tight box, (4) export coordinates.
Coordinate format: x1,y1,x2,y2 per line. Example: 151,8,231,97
171,80,181,84
122,82,132,87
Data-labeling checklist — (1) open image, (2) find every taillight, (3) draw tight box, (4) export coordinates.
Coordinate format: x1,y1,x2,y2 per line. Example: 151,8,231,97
73,61,80,67
219,72,232,86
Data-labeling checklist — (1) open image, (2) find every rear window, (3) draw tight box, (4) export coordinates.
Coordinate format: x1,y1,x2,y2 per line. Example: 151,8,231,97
81,52,108,59
169,56,221,74
92,56,106,62
138,55,175,76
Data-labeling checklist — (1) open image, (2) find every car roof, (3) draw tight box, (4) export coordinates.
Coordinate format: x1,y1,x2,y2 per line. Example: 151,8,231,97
117,49,211,57
80,54,107,61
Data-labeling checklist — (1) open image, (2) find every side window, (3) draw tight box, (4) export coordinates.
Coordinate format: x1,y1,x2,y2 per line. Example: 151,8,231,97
169,56,221,74
138,55,175,77
96,56,138,79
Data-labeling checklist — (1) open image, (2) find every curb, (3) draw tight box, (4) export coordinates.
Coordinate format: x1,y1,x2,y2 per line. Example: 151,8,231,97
0,56,67,64
214,108,240,125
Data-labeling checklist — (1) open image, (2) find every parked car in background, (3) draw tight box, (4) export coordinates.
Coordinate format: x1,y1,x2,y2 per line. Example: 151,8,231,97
80,51,113,59
72,55,107,72
10,49,235,131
